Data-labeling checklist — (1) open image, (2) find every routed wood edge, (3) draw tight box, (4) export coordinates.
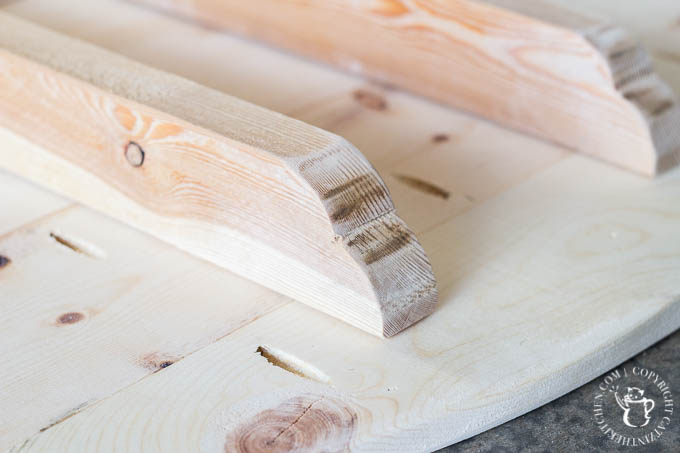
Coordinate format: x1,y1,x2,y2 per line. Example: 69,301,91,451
344,212,438,337
588,26,680,175
0,12,437,337
488,0,680,175
133,0,680,176
291,138,439,336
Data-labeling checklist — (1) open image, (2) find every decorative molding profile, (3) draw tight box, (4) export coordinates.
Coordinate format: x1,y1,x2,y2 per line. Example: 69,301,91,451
0,12,437,337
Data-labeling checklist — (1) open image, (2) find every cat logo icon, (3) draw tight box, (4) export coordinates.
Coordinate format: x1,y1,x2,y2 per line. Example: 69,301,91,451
615,387,654,428
593,366,673,447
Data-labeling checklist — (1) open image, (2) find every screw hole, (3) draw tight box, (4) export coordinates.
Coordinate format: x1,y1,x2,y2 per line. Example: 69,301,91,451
125,141,145,167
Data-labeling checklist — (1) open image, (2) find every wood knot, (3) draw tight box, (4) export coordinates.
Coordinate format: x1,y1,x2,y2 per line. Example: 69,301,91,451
224,395,357,453
431,133,449,143
140,352,178,372
0,255,10,269
57,312,84,325
352,89,387,111
125,141,145,167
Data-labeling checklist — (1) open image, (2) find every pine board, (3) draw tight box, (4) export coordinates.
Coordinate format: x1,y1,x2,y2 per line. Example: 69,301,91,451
0,13,438,337
133,0,680,175
0,171,71,236
1,0,679,451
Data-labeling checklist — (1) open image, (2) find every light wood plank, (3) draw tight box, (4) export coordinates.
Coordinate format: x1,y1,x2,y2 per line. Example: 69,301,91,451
0,170,71,236
1,0,679,451
0,203,290,451
550,0,680,95
0,12,437,337
1,0,572,236
133,0,680,175
14,156,680,452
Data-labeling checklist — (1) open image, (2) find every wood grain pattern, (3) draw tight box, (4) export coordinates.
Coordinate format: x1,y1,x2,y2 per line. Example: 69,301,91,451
134,0,680,176
0,12,437,337
0,168,71,236
1,0,680,451
12,154,680,453
224,394,358,452
0,187,291,450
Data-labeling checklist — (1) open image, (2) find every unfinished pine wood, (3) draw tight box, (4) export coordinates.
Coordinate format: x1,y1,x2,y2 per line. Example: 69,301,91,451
0,189,290,450
0,12,437,337
0,169,71,236
549,0,680,95
135,0,680,176
2,0,680,451
9,157,680,453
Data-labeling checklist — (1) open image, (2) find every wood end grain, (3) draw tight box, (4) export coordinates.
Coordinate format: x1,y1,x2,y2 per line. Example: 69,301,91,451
582,23,680,175
294,137,438,337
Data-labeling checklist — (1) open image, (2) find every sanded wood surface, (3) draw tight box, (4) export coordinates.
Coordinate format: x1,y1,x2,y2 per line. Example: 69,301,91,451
134,0,680,176
0,170,290,448
0,12,436,337
0,170,70,236
1,0,680,451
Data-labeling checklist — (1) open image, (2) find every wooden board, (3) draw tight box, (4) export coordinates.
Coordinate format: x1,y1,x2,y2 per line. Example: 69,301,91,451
0,13,437,337
132,0,680,176
1,0,679,451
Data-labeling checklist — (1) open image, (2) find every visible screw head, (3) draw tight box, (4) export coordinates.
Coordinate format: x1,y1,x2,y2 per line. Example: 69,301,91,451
125,141,145,167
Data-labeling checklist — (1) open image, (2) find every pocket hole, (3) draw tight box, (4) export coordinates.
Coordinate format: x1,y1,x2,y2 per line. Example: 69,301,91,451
50,231,106,259
256,345,331,384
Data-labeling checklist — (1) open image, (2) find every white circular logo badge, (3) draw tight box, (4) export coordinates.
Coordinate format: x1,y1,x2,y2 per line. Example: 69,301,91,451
593,366,674,447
